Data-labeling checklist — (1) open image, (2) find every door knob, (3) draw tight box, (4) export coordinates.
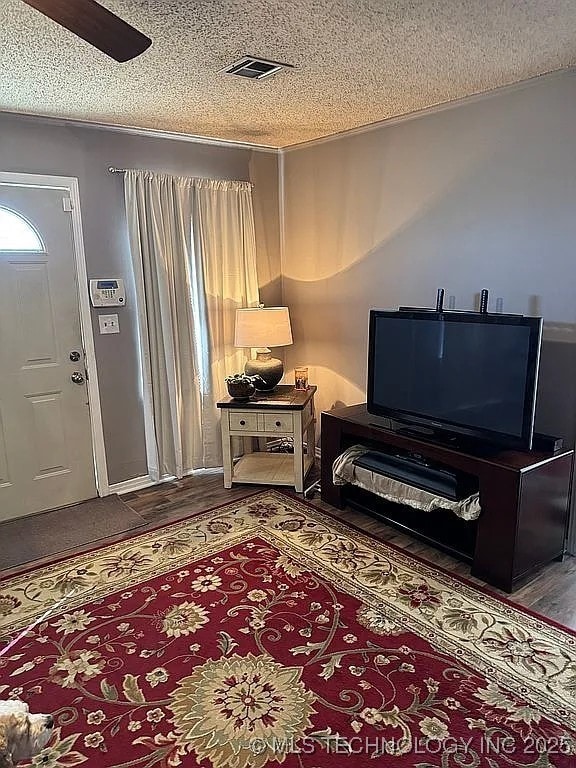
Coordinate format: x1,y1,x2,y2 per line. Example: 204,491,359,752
71,371,85,385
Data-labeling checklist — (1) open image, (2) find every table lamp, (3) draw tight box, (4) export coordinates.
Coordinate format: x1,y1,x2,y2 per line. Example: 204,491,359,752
234,306,293,391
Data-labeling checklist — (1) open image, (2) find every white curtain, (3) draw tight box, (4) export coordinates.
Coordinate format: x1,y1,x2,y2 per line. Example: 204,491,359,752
191,179,260,465
125,171,259,480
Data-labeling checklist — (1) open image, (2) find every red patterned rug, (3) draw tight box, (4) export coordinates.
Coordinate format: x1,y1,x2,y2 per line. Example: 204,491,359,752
1,491,575,767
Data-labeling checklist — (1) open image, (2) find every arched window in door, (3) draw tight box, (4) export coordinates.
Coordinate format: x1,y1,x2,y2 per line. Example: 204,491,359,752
0,206,44,251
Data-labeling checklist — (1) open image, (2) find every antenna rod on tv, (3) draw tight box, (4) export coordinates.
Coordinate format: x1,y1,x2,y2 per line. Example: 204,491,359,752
436,288,445,312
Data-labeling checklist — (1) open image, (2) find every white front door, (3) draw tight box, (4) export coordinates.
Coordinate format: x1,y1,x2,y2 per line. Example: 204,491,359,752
0,184,97,521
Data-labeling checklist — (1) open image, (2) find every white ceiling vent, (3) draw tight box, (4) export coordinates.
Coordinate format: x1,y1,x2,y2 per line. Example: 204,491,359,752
223,56,292,80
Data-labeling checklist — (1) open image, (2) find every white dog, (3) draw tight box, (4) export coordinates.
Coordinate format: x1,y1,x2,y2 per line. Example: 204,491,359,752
0,701,54,767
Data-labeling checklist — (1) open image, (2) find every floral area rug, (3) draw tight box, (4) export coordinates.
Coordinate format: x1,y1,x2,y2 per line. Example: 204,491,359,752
1,491,576,768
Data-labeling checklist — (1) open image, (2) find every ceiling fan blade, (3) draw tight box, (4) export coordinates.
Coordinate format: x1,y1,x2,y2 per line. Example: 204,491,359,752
22,0,152,62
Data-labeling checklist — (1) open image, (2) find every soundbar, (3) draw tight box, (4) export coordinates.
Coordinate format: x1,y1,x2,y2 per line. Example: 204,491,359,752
352,450,475,501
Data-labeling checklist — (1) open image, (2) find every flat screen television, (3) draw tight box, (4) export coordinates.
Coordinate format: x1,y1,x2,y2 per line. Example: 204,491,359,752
367,310,543,450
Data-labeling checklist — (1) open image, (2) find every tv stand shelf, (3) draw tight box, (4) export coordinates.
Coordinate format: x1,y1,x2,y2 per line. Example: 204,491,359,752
321,404,573,592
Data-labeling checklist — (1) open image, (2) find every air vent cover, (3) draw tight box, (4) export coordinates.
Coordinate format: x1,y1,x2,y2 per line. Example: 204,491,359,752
223,56,292,80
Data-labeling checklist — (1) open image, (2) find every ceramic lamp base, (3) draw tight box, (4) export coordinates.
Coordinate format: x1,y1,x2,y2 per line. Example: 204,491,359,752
245,349,283,391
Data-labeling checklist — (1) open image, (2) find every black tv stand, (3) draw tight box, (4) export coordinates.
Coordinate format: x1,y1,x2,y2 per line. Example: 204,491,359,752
322,404,573,592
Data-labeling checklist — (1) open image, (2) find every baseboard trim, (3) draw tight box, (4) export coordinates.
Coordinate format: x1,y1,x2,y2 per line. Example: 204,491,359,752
108,476,156,495
109,467,225,496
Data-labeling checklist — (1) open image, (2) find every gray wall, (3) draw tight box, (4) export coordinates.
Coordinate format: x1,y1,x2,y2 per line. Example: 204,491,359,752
0,113,280,484
282,72,576,456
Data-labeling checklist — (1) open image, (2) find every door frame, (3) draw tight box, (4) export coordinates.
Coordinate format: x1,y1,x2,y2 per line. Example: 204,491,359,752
0,171,109,496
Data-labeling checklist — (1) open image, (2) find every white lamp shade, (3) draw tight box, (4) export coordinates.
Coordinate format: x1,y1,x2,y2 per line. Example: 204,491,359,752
234,307,293,348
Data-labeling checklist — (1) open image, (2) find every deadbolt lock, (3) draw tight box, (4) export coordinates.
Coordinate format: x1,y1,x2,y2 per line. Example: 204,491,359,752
69,350,82,362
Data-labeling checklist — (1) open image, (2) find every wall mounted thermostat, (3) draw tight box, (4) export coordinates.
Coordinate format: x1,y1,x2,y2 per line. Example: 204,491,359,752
89,278,126,307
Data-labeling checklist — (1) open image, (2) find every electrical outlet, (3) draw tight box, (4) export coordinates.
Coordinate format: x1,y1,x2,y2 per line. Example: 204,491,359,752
98,314,120,334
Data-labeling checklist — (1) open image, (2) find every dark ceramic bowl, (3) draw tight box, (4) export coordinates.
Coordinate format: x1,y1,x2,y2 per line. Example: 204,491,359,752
227,380,255,401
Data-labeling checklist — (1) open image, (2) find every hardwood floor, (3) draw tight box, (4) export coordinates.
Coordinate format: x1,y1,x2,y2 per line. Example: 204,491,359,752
122,470,576,631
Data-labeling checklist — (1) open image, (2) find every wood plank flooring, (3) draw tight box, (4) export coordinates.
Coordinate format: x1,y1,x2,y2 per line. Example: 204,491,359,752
122,470,576,631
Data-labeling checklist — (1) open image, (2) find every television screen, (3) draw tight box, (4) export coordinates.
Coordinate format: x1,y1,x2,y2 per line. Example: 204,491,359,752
367,311,542,449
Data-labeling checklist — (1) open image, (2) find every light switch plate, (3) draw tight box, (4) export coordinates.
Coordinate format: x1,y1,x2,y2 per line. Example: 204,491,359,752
98,314,120,334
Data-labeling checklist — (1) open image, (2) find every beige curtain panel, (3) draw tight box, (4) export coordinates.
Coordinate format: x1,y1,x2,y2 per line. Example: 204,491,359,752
125,171,259,480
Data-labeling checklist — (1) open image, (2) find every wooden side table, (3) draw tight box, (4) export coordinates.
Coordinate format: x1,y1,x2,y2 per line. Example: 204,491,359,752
217,385,317,492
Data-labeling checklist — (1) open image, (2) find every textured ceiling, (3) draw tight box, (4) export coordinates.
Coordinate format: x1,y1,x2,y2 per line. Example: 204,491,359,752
1,0,575,148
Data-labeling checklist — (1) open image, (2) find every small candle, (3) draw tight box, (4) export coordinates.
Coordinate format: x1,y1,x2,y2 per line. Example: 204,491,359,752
294,367,308,390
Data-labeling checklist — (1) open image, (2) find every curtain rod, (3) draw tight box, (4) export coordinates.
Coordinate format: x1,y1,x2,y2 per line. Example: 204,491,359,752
107,167,253,187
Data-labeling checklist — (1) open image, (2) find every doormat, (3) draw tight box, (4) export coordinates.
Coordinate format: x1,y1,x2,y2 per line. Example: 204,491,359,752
0,495,145,572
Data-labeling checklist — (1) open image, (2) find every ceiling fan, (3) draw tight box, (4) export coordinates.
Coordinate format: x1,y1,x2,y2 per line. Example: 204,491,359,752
22,0,152,62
